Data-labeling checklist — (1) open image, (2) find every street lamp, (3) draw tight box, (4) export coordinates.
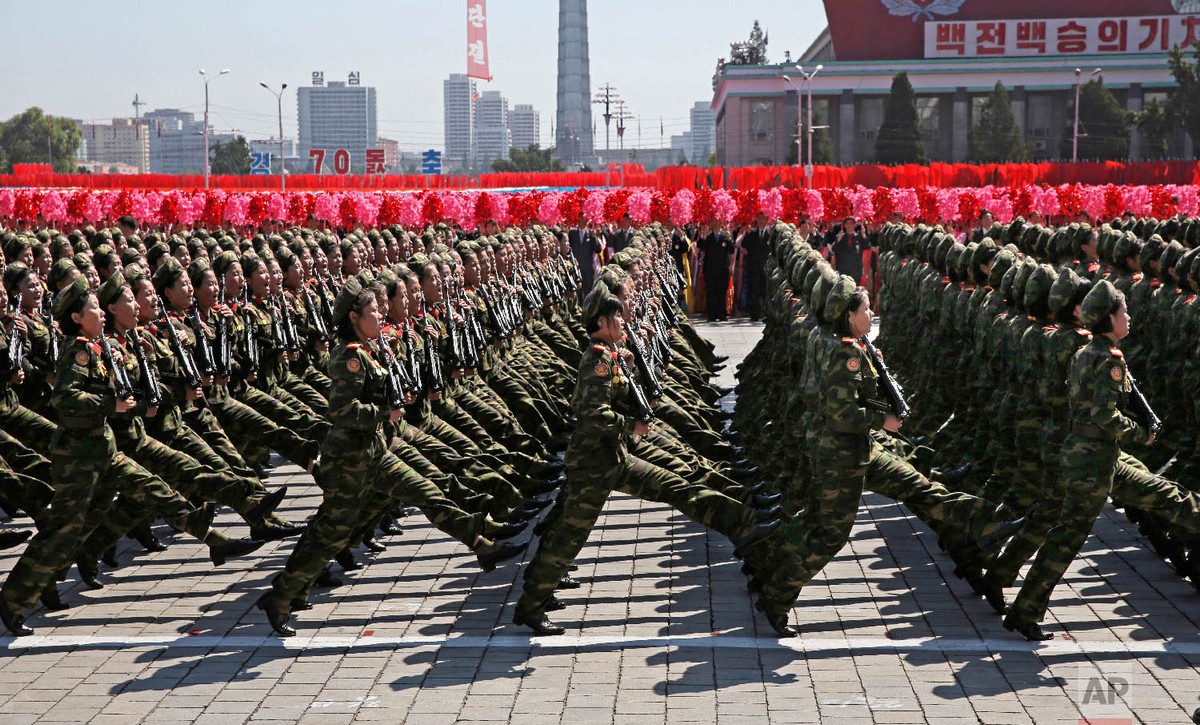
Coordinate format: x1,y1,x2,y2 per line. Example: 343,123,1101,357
200,68,230,189
1072,67,1102,163
260,82,288,192
783,64,825,188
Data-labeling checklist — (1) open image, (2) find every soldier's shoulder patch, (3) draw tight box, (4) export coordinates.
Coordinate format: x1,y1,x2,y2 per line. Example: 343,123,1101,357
1133,273,1144,282
1109,347,1124,358
1110,365,1124,382
346,357,361,373
1075,328,1092,337
840,336,856,344
74,350,89,366
846,357,860,373
594,362,610,378
1042,324,1058,333
592,344,606,354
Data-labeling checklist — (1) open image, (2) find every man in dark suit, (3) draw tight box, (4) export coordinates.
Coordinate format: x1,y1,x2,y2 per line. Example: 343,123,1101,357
699,224,733,321
568,215,603,301
741,214,769,321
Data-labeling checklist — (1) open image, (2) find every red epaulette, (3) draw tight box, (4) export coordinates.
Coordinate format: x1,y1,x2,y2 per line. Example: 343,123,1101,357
941,277,951,285
1150,279,1161,288
1109,347,1124,358
965,285,976,292
347,343,361,350
1027,316,1037,322
1042,324,1058,333
75,336,89,343
840,336,856,344
1133,273,1144,282
1088,262,1100,273
1188,295,1198,305
1075,328,1092,337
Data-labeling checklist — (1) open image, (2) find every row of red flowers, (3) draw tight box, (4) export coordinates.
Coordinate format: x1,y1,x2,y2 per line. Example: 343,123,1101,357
2,185,1198,231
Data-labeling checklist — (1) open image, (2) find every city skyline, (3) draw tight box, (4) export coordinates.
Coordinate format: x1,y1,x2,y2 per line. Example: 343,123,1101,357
0,0,828,155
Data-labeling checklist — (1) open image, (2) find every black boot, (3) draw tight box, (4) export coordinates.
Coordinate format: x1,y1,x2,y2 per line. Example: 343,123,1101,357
76,557,104,590
755,598,797,638
512,609,565,636
545,595,567,612
314,565,343,588
128,525,168,553
208,537,265,567
477,541,528,572
39,586,70,611
101,546,119,568
249,521,307,542
978,517,1026,555
363,537,387,553
0,606,32,637
0,529,31,550
255,592,296,638
1003,612,1053,641
556,575,582,590
334,548,362,571
245,486,288,524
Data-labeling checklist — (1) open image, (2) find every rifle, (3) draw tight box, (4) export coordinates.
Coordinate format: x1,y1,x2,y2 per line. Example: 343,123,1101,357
239,290,261,376
374,334,406,409
1127,373,1163,435
302,285,331,343
615,348,655,425
315,277,336,332
276,294,301,355
161,313,204,390
98,333,135,400
42,295,60,367
189,306,217,377
125,327,163,407
400,325,423,396
626,329,664,401
859,335,911,421
213,273,232,379
441,276,467,370
5,304,26,375
418,302,445,394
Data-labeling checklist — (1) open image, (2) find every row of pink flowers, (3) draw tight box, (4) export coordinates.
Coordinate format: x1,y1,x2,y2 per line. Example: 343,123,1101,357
3,185,1198,231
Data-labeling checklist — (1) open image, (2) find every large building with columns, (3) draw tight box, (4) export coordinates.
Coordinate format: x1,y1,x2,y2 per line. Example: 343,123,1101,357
712,0,1198,167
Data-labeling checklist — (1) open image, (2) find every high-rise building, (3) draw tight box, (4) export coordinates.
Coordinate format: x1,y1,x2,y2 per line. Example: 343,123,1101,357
297,75,378,173
377,137,400,171
475,91,512,165
689,101,716,166
555,0,593,166
77,118,150,172
510,104,540,151
142,108,233,174
443,73,477,172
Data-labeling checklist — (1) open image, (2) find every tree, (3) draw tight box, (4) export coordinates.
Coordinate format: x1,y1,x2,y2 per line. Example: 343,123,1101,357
1136,98,1174,160
491,145,565,173
785,110,834,165
209,135,252,174
1061,79,1130,160
875,73,926,164
1168,42,1200,149
0,107,83,172
968,82,1030,163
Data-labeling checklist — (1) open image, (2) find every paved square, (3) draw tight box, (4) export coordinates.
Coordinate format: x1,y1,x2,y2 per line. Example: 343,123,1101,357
2,320,1199,724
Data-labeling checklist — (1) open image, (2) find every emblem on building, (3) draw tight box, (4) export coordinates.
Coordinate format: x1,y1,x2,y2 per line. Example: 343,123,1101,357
881,0,967,21
1172,0,1200,14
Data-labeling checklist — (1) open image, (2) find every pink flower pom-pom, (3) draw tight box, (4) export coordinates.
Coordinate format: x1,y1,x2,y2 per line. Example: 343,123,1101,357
1169,185,1199,216
40,190,67,223
489,193,510,227
850,186,874,222
354,193,381,228
626,190,653,225
0,189,14,219
445,193,477,230
583,189,608,225
804,189,824,222
1032,186,1060,217
133,192,163,226
1122,186,1150,217
892,188,920,221
937,189,961,221
988,193,1014,224
179,192,204,225
398,193,423,228
99,190,121,220
266,193,287,222
83,193,104,223
538,192,563,225
669,190,694,226
1081,185,1107,221
758,188,783,222
313,193,340,223
223,193,250,226
711,189,737,222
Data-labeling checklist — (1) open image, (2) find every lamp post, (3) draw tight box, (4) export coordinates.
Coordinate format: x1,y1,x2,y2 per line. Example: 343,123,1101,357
260,82,288,192
200,68,230,189
1072,67,1102,163
784,65,825,188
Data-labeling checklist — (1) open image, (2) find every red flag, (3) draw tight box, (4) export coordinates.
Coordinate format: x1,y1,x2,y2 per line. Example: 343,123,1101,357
466,1,490,81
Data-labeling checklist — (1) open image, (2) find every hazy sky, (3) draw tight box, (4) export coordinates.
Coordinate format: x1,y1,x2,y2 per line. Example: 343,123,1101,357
0,0,828,152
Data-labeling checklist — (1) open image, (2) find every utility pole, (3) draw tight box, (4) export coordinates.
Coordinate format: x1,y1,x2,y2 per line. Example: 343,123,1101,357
590,82,619,168
614,100,633,186
132,93,146,171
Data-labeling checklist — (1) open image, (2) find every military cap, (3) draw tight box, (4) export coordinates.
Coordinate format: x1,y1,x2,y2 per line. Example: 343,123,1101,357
53,275,92,322
407,252,431,280
987,248,1017,289
3,262,34,293
1138,234,1166,272
1160,241,1186,276
211,250,241,278
47,258,78,292
1023,264,1054,311
97,270,128,308
187,257,213,286
50,235,74,259
1179,247,1200,284
1048,267,1082,314
1079,279,1120,329
332,275,368,324
241,253,265,279
809,265,839,320
823,274,860,325
122,263,147,288
152,256,186,293
581,282,615,325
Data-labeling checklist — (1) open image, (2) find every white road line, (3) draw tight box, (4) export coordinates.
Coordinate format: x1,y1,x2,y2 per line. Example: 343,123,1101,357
2,633,1200,656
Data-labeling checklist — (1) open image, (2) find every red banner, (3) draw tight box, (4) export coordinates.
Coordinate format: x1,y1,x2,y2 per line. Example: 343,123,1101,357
466,0,490,81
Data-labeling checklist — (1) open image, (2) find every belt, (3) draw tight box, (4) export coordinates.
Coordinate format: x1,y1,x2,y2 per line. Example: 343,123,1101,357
1070,423,1111,440
58,416,105,430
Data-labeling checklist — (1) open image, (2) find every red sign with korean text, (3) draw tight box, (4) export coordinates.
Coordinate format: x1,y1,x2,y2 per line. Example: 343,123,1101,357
925,15,1200,58
823,0,1194,61
466,0,490,81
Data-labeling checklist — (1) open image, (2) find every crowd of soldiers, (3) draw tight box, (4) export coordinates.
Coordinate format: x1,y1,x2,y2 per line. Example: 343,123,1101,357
0,215,765,639
737,214,1200,640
